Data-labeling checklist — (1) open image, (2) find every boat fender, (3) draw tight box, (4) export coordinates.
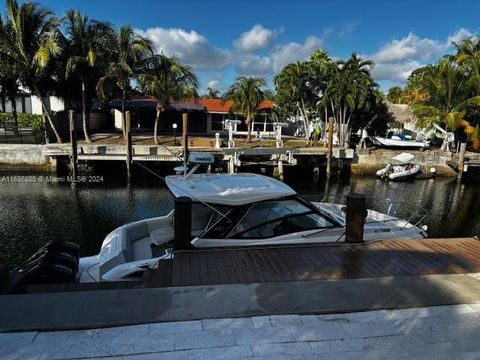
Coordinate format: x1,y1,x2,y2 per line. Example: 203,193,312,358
429,167,437,175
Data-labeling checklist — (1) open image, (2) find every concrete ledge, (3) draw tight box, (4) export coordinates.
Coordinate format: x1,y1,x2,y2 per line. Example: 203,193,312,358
2,273,480,333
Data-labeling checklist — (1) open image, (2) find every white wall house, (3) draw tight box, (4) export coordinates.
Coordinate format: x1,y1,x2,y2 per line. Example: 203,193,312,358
1,88,64,115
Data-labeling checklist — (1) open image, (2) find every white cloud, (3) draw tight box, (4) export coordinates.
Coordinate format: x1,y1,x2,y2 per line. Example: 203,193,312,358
374,32,444,63
373,60,421,83
234,25,278,53
370,29,474,86
234,54,272,76
447,28,473,46
270,36,324,73
137,27,229,69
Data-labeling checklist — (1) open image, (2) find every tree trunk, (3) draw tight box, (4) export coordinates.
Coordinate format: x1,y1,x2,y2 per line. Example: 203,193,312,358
121,88,126,140
300,98,310,146
1,91,6,112
324,107,328,147
246,118,252,142
81,80,91,143
33,85,62,143
10,94,19,135
154,103,162,145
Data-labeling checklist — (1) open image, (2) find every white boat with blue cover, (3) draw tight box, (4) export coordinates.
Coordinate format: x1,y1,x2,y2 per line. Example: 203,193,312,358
78,161,428,282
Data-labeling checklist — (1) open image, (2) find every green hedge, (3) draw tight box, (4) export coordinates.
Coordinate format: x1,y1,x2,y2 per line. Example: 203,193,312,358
0,113,43,129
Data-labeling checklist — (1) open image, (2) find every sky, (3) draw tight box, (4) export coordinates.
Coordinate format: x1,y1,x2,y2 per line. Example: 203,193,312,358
38,0,480,93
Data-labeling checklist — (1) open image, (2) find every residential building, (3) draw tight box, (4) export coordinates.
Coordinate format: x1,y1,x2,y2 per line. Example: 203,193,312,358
109,96,275,135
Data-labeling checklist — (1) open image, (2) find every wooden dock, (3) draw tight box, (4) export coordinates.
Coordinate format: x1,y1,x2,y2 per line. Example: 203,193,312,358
146,238,480,287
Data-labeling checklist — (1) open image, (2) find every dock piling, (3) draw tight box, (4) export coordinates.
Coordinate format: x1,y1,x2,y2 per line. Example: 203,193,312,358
182,113,188,175
174,196,192,250
345,193,367,243
125,111,132,180
68,110,78,178
458,142,467,179
326,117,334,177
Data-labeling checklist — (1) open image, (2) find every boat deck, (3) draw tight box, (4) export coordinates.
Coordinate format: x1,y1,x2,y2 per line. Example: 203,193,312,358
145,238,480,287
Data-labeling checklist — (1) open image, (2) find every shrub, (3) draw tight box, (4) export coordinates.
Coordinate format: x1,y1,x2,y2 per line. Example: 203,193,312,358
0,113,44,129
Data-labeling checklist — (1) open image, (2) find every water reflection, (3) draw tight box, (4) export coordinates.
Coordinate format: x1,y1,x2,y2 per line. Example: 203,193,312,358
0,171,479,266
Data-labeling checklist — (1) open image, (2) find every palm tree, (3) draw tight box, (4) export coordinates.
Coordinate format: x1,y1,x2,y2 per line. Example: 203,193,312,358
0,17,21,131
412,58,480,148
223,76,269,142
138,54,198,144
97,26,152,139
63,10,114,143
275,62,315,144
324,53,376,146
205,87,220,98
0,0,62,142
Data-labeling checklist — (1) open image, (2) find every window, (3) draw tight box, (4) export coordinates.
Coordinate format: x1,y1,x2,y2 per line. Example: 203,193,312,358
191,203,231,235
227,199,336,239
211,114,224,131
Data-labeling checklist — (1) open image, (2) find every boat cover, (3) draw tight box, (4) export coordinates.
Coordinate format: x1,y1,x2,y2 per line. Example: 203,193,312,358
391,152,415,164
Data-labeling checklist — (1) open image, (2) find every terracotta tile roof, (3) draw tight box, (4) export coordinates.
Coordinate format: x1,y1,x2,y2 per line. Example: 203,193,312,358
198,98,273,113
111,96,273,113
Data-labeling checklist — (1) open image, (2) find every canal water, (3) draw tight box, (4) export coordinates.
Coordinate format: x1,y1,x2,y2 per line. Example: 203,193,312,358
1,168,479,267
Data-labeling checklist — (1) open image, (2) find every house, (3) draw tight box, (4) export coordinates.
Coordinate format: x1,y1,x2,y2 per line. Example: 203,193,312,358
109,96,275,136
1,88,64,115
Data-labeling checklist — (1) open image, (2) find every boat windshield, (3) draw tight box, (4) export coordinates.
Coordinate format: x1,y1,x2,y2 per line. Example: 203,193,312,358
198,197,338,240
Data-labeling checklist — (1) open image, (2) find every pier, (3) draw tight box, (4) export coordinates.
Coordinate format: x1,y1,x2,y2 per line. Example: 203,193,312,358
0,142,468,177
3,237,480,333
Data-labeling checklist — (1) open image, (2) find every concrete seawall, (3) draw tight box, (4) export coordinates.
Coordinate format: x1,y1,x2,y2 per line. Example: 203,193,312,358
352,149,457,177
0,144,460,176
0,144,64,172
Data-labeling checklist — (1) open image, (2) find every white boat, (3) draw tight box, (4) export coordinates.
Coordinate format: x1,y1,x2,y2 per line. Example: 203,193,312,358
370,136,430,150
78,167,428,283
376,152,421,180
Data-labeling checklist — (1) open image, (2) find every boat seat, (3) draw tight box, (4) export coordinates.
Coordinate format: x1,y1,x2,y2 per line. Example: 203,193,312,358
125,223,150,261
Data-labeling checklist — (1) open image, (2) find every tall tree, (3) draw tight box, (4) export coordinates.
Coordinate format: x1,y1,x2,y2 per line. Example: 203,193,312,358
223,76,269,142
412,58,480,148
63,10,114,143
0,17,21,131
0,0,62,142
324,53,377,146
97,25,152,138
205,87,220,98
275,62,317,144
387,86,404,104
138,54,198,145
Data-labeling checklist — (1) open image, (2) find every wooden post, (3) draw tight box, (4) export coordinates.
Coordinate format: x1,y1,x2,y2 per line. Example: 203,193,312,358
126,111,132,180
182,113,188,175
174,196,192,250
326,116,334,177
458,142,467,178
69,110,78,179
345,193,367,243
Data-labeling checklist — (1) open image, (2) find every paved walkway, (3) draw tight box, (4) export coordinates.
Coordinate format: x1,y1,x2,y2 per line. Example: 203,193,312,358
3,304,480,360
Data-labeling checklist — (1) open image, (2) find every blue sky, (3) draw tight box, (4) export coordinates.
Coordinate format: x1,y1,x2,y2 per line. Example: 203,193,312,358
39,0,480,92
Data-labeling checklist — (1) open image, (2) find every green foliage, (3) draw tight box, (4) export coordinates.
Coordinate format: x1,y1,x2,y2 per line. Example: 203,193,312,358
0,112,43,129
223,76,269,141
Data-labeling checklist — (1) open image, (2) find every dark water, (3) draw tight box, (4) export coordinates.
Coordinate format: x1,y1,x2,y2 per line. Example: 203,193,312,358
1,168,480,267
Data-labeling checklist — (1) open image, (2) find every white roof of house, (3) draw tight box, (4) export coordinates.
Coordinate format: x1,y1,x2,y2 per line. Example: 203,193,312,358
165,173,296,206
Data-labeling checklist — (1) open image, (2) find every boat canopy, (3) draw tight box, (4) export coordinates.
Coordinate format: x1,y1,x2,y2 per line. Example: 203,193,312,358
165,173,296,206
391,152,415,164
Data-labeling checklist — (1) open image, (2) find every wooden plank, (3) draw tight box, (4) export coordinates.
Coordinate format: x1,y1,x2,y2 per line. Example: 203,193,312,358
147,238,480,288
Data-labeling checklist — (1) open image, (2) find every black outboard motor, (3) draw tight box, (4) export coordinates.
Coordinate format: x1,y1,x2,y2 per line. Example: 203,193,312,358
18,241,80,284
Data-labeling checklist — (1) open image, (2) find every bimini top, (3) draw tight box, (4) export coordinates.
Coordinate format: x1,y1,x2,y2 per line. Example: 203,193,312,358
165,173,296,206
